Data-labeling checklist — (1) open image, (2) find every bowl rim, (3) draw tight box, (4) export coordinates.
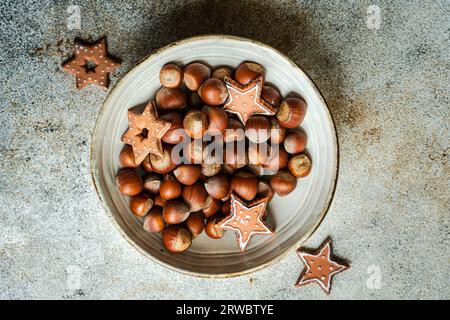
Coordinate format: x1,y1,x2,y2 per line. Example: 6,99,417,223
90,34,339,278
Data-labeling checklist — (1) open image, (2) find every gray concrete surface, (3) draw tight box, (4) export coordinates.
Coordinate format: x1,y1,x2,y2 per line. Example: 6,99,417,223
0,0,449,299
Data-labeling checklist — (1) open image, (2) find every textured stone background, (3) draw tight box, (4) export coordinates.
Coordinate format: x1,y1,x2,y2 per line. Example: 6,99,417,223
0,0,449,299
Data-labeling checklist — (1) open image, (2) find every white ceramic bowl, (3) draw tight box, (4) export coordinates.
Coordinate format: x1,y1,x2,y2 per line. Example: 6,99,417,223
91,35,338,277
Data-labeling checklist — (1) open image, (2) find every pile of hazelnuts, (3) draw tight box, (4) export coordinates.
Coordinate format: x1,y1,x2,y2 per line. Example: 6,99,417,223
115,61,312,253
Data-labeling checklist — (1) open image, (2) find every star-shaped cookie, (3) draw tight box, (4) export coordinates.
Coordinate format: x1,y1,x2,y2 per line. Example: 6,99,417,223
223,76,276,124
219,194,273,251
62,38,120,90
296,238,349,294
121,101,171,164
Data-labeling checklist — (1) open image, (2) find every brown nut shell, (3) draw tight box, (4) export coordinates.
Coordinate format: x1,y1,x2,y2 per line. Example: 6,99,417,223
202,196,221,218
159,63,183,88
116,169,143,196
205,216,225,239
224,143,247,169
130,193,153,217
173,164,202,185
202,105,228,135
162,226,192,253
183,110,209,139
162,200,190,224
284,130,307,154
156,87,187,110
119,145,138,168
184,140,205,164
257,181,274,201
183,62,211,91
198,78,228,106
204,174,230,200
270,170,297,196
149,145,177,174
182,183,207,212
245,116,270,143
159,175,182,200
234,62,264,85
261,85,281,108
223,119,245,143
143,207,165,233
288,153,312,178
185,212,205,238
231,171,258,201
276,97,307,128
143,173,161,194
212,67,232,81
263,146,289,172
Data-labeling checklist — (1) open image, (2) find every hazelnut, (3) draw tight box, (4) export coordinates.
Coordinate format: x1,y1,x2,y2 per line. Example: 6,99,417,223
223,143,247,169
116,169,143,196
119,145,138,168
234,62,264,85
141,155,153,172
204,175,230,200
202,105,228,135
162,201,190,224
269,117,286,144
162,226,192,253
184,139,205,164
261,85,281,108
130,193,153,217
202,146,223,177
182,183,207,212
245,116,270,143
276,97,307,128
205,216,225,239
223,119,245,143
248,143,271,166
149,145,177,174
231,171,258,201
202,196,221,218
173,164,202,185
185,212,205,238
284,130,307,154
288,154,312,178
183,62,211,91
143,207,165,233
212,67,233,81
160,113,186,144
198,78,228,105
143,173,161,194
183,110,209,139
201,160,222,177
159,63,183,88
270,170,297,196
156,87,187,111
263,146,289,171
159,174,182,200
257,180,274,201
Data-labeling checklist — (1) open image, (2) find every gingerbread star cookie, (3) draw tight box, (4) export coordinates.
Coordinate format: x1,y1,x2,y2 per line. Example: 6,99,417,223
296,238,349,294
219,194,273,251
223,76,276,124
62,38,120,90
122,101,171,164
